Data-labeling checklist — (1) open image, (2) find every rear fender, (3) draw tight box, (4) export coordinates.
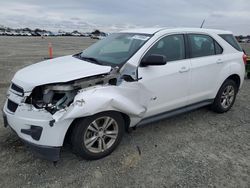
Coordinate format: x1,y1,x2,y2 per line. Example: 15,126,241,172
212,59,244,98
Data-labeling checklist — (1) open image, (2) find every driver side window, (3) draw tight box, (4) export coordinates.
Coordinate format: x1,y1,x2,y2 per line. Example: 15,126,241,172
144,34,185,62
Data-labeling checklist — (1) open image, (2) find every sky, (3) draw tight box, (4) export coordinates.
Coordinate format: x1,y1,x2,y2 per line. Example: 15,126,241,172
0,0,249,35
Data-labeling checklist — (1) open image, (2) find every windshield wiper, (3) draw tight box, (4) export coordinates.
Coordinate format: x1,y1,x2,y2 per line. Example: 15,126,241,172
79,55,102,65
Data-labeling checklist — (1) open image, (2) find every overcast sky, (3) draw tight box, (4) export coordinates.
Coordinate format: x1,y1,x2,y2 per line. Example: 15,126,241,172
0,0,249,35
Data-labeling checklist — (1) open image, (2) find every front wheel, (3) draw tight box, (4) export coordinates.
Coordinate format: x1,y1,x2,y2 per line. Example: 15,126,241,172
71,112,125,160
211,79,238,113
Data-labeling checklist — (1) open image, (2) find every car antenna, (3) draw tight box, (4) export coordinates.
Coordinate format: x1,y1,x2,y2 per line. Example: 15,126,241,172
200,19,206,28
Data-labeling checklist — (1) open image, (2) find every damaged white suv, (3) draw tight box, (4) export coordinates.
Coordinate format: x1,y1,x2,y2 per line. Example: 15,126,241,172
3,28,246,161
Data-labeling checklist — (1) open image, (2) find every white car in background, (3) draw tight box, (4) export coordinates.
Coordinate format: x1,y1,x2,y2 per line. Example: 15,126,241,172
2,28,246,161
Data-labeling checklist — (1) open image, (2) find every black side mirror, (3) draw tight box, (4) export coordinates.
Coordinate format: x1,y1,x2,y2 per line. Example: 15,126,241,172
141,54,167,67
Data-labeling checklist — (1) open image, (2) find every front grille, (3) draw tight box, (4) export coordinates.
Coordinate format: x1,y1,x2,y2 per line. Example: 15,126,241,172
11,83,24,96
7,99,18,113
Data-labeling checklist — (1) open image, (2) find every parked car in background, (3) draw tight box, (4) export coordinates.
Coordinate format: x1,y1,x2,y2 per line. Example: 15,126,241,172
90,34,107,40
240,38,250,43
3,28,245,161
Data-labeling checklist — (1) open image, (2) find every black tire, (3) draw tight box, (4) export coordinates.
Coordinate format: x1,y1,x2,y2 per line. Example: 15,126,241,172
247,72,250,79
71,111,125,160
211,79,238,113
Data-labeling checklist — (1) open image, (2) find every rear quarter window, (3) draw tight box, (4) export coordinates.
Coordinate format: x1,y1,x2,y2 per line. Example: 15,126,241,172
219,34,242,52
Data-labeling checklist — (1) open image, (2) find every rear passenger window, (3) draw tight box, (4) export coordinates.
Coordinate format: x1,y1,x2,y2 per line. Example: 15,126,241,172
144,34,185,62
188,34,218,58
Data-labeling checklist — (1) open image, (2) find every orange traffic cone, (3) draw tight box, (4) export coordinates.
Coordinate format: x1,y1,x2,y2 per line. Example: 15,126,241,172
48,42,53,59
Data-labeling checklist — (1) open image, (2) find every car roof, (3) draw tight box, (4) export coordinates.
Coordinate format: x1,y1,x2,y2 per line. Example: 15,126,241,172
120,28,166,34
120,27,232,35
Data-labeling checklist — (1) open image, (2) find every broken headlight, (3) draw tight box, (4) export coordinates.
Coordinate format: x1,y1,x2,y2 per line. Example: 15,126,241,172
25,83,78,114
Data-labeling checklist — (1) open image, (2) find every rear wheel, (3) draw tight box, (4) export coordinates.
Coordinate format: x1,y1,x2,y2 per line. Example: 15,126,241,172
211,79,237,113
71,112,124,160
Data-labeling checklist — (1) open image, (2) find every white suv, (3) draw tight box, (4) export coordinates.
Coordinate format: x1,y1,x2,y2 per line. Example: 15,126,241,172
2,28,246,161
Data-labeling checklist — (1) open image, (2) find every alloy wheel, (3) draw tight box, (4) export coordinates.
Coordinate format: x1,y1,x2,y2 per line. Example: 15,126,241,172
220,85,235,109
83,116,119,153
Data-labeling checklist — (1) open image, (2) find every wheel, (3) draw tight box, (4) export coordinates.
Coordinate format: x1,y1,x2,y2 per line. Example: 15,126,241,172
211,79,238,113
71,111,125,160
247,72,250,79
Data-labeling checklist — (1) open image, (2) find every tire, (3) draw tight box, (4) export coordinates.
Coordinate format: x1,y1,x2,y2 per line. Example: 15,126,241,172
247,73,250,79
211,79,238,113
71,111,125,160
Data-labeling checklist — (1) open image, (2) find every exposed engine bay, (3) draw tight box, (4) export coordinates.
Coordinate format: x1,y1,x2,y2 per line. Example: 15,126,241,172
25,68,123,114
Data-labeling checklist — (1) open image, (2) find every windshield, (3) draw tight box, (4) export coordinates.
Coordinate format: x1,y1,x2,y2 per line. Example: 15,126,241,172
79,33,152,66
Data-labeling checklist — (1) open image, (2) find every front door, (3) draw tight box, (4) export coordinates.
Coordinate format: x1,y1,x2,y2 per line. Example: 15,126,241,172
138,34,191,118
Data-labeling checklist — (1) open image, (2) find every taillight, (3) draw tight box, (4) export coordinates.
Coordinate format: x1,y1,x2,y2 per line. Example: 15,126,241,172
243,54,247,65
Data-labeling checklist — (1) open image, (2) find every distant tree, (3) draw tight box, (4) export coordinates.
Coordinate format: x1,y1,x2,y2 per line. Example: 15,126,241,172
91,30,101,35
34,28,42,33
23,27,32,32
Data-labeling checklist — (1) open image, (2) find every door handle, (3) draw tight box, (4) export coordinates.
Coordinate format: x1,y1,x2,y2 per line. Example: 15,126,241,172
216,59,223,64
179,66,189,73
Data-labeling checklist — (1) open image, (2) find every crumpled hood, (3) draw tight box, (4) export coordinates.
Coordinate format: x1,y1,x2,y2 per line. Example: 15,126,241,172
12,55,112,92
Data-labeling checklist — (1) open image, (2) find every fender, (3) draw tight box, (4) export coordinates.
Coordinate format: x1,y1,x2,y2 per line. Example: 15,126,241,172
212,57,245,98
53,81,153,127
229,60,245,88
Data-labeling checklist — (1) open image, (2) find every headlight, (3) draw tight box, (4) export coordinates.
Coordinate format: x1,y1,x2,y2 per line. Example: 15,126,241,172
25,83,78,114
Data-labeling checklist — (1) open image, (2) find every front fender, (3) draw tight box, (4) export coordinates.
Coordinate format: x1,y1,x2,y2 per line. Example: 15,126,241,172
53,82,153,126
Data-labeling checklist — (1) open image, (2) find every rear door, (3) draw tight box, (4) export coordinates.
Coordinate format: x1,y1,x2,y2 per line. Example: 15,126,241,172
187,33,224,104
138,34,191,117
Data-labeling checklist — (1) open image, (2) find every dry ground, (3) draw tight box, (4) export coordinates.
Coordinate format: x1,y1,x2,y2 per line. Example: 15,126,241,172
0,36,249,188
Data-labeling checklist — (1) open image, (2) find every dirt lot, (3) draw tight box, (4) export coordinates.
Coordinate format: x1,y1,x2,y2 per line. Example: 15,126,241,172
0,36,250,188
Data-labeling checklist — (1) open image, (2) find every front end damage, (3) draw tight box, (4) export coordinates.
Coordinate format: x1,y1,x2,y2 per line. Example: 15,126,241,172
24,68,119,115
3,67,152,161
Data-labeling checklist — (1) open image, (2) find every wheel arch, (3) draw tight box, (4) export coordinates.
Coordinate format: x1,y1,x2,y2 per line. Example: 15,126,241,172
212,72,242,101
63,110,131,146
226,74,241,91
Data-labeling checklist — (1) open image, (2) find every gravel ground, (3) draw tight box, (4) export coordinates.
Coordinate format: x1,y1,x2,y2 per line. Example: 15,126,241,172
0,37,249,188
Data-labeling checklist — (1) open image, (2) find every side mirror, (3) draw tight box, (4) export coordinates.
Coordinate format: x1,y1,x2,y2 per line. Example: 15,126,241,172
140,54,167,67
